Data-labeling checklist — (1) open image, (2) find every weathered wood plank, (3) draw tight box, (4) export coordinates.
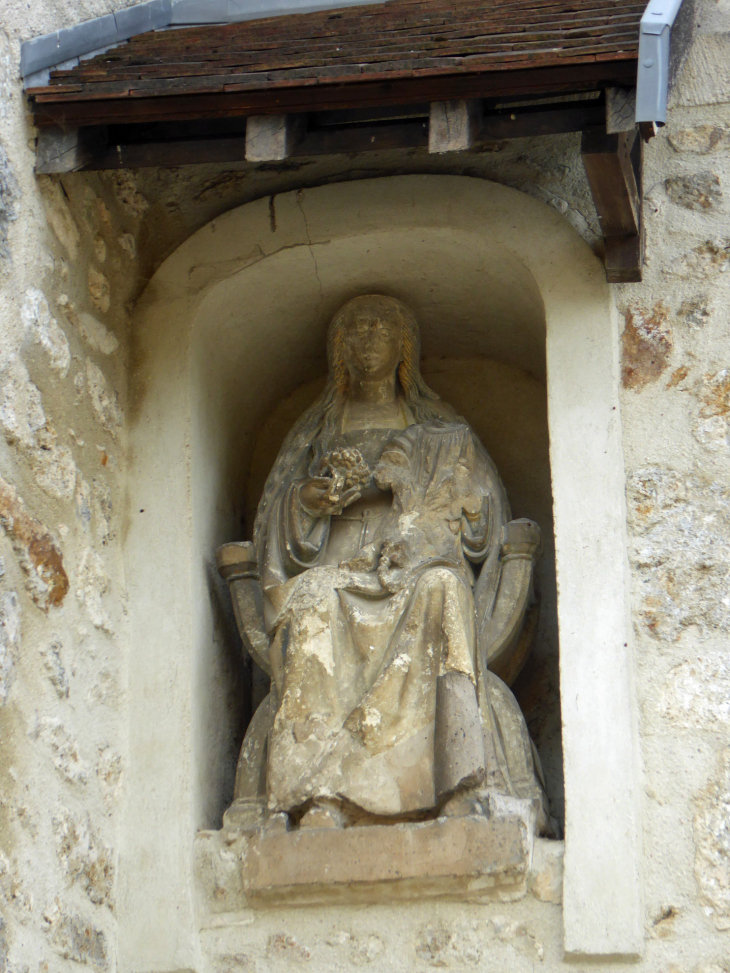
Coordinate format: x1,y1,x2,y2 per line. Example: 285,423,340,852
45,25,641,84
428,99,480,153
582,126,643,282
59,1,644,61
479,101,603,139
83,135,250,168
26,0,643,133
581,127,639,237
35,124,105,173
31,59,637,127
55,0,645,62
604,232,643,284
605,85,636,133
34,42,639,102
46,41,639,88
295,118,427,155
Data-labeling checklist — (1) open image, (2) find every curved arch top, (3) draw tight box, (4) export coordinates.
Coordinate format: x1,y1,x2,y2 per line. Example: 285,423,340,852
153,172,603,287
122,176,641,967
146,173,609,353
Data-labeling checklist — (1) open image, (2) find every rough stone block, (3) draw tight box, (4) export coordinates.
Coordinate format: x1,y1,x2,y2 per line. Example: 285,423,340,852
44,905,108,970
674,33,730,108
528,837,564,903
0,474,69,610
621,301,672,389
195,814,532,913
245,115,303,161
694,748,730,928
0,591,20,705
429,100,480,154
239,814,530,905
0,146,18,260
667,238,730,281
668,123,730,154
627,468,730,639
35,127,80,175
665,172,722,211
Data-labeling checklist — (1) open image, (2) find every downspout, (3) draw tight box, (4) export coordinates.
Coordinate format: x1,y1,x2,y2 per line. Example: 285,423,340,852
635,0,687,124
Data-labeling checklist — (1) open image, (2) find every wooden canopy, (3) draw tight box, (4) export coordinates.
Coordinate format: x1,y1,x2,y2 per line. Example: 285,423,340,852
27,0,656,283
28,0,643,126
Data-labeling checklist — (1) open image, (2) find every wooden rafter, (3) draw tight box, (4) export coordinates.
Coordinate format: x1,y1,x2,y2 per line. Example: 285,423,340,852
581,126,644,282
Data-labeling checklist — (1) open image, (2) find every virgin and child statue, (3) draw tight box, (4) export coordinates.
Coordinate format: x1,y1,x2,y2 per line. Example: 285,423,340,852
219,295,552,836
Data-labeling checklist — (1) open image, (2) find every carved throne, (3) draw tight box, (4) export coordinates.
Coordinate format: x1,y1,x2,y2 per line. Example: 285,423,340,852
216,517,541,831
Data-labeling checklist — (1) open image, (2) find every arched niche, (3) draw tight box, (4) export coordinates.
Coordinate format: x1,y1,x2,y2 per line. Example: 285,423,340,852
120,176,641,969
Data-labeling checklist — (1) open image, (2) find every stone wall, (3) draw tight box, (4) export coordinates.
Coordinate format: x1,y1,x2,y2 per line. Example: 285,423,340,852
1,4,146,973
0,0,729,971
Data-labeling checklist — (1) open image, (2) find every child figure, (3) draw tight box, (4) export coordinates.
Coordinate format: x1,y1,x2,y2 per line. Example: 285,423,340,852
370,422,494,592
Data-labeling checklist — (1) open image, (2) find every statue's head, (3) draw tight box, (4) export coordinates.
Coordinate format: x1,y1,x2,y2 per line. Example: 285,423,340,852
327,295,422,398
254,296,461,543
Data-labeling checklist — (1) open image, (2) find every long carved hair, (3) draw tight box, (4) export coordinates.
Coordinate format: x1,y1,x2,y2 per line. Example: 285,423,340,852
253,296,455,547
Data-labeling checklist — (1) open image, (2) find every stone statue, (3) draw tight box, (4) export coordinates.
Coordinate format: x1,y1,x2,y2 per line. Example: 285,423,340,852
218,295,551,835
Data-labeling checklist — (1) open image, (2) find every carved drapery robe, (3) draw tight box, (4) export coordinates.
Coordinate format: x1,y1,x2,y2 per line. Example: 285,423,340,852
258,413,543,817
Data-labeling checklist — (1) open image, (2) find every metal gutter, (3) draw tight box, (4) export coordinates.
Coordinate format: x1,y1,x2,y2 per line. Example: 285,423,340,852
20,0,385,82
171,0,387,25
635,0,688,124
21,0,171,80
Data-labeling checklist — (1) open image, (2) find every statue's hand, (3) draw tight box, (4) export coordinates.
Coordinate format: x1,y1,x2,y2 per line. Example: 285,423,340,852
299,477,361,516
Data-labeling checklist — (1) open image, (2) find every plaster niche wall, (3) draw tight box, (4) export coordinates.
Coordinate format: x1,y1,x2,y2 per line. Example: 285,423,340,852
121,175,639,972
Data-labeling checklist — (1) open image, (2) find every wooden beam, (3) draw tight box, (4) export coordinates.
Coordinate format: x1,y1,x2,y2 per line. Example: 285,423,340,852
581,126,643,283
76,120,429,170
582,127,640,237
604,234,644,284
35,125,105,173
30,60,638,129
295,120,427,157
36,101,606,172
85,135,249,169
478,102,603,141
428,100,480,154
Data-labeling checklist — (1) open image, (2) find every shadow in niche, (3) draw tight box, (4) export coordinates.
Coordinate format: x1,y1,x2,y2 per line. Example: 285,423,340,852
204,559,252,827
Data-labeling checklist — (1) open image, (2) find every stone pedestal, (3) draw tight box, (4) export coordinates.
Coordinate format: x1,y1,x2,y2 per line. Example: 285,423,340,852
195,814,536,912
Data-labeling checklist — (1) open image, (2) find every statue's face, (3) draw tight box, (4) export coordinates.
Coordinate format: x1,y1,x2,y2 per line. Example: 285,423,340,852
342,308,403,383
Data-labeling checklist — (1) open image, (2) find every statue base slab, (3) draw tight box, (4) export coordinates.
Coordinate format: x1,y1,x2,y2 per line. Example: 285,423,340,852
195,814,536,911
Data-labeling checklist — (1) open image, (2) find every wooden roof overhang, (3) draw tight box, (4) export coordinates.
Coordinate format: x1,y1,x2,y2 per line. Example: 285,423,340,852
26,0,671,282
29,0,644,125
